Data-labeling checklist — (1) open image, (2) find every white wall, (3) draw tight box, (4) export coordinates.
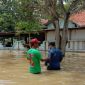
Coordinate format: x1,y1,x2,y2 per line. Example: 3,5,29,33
71,30,85,40
46,31,55,42
46,29,85,51
67,29,85,51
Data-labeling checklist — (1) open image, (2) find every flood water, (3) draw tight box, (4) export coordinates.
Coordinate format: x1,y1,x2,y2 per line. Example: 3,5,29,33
0,50,85,85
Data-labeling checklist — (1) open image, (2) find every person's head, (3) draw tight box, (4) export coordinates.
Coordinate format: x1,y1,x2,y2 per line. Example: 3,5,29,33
30,38,40,48
48,42,55,49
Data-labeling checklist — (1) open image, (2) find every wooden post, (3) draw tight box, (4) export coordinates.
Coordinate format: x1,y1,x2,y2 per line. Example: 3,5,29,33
45,31,47,56
11,37,13,46
18,35,20,50
29,32,31,47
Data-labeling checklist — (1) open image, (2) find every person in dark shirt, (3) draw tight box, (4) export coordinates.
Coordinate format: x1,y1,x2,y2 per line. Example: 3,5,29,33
45,42,63,70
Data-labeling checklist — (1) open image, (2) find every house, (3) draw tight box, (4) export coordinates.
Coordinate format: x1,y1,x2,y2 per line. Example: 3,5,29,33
41,11,85,52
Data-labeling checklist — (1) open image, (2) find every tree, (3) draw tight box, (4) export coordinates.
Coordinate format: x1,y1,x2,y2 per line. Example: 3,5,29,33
0,0,18,32
59,0,85,55
0,0,43,33
39,0,85,56
40,0,60,49
15,0,43,33
0,13,15,32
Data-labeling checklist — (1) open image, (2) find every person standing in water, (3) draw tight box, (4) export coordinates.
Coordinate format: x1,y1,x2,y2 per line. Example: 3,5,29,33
45,42,64,70
27,38,45,74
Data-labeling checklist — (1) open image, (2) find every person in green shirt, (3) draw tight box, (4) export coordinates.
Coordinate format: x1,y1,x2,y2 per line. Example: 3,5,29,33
27,38,45,74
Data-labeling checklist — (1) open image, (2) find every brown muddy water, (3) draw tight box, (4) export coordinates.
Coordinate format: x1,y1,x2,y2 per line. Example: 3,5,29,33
0,50,85,85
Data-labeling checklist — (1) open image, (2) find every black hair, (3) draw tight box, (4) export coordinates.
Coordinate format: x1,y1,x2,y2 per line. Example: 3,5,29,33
49,42,55,46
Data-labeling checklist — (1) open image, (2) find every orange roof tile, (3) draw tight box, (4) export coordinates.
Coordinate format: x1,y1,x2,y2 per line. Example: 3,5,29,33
70,11,85,27
41,11,85,27
40,19,48,24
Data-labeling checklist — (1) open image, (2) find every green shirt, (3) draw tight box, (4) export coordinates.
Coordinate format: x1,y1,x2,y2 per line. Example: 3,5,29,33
27,48,42,74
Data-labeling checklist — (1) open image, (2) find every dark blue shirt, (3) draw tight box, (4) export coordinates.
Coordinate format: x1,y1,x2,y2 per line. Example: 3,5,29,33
48,48,63,68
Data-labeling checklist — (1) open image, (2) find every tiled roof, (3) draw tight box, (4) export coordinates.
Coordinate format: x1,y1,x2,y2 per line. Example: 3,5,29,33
41,11,85,27
70,11,85,27
40,19,48,25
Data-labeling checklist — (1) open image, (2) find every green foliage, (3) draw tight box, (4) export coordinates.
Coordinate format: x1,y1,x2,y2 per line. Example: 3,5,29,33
15,0,43,33
0,13,15,32
0,0,43,33
16,20,42,33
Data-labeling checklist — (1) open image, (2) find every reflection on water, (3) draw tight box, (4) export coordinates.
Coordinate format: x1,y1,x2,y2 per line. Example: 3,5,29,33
0,50,85,85
0,80,16,85
13,41,25,50
0,43,4,49
0,41,26,50
61,53,85,72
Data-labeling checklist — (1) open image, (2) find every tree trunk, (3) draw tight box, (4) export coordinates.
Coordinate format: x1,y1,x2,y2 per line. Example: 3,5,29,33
53,20,60,48
61,13,70,56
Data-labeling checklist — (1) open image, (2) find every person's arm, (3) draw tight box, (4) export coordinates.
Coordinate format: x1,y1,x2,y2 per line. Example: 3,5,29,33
41,51,51,62
41,58,48,62
36,51,48,62
42,49,52,62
